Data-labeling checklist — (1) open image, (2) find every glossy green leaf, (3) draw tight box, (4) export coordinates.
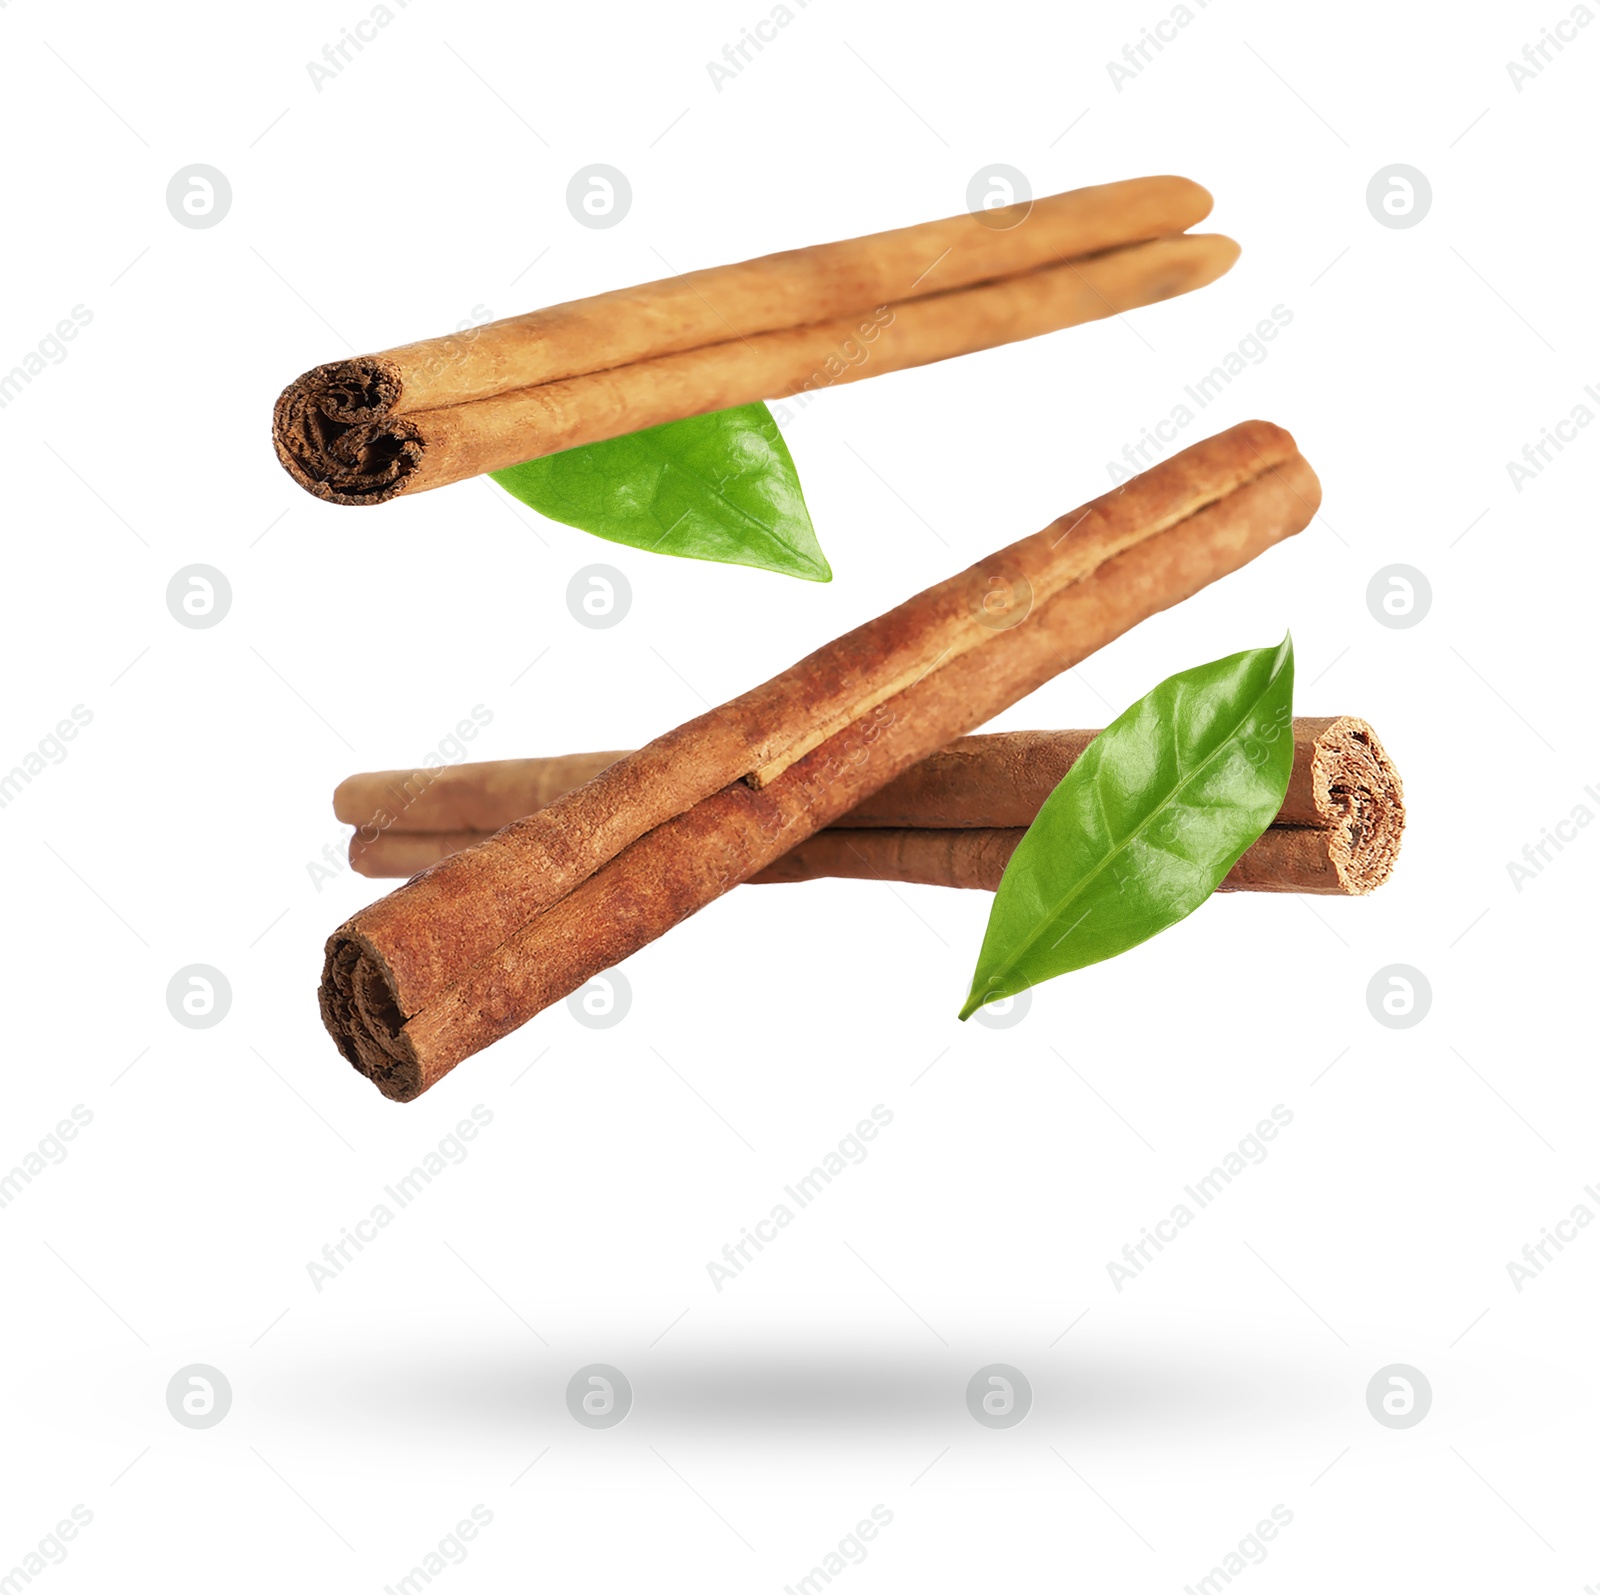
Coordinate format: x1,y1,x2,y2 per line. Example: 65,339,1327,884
490,402,831,582
960,635,1295,1018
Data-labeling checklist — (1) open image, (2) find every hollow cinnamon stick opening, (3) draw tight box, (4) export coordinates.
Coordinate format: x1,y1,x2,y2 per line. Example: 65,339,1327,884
273,177,1234,505
341,718,1404,897
320,422,1319,1101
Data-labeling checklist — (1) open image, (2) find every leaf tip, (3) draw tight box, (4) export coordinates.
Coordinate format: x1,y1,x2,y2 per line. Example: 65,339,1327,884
957,985,994,1021
788,550,833,583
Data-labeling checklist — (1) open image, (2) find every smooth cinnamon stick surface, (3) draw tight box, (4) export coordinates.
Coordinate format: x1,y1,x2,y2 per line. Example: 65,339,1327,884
332,178,1214,411
320,422,1319,1101
274,177,1235,505
343,719,1404,896
336,750,627,836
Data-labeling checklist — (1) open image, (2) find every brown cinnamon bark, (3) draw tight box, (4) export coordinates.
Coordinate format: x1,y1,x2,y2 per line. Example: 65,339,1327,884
752,823,1372,892
323,178,1213,411
320,421,1319,1101
343,719,1404,896
336,750,627,837
274,177,1234,505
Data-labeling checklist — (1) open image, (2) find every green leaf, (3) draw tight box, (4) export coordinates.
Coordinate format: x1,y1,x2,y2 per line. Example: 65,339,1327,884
490,402,831,582
960,634,1295,1019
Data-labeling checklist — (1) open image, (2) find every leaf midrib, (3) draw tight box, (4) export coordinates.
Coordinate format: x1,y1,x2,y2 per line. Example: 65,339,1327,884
634,429,814,567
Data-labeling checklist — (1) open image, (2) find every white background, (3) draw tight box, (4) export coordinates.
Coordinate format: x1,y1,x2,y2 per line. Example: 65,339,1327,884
2,0,1596,1589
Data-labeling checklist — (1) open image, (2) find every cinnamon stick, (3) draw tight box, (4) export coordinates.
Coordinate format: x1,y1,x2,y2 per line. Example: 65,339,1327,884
320,421,1320,1101
340,719,1404,896
795,716,1405,893
274,177,1235,505
336,750,628,837
757,823,1374,892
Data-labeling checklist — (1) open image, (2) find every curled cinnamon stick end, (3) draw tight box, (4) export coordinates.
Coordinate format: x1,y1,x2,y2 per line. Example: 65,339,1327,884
272,357,422,506
319,930,424,1102
1252,714,1405,895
